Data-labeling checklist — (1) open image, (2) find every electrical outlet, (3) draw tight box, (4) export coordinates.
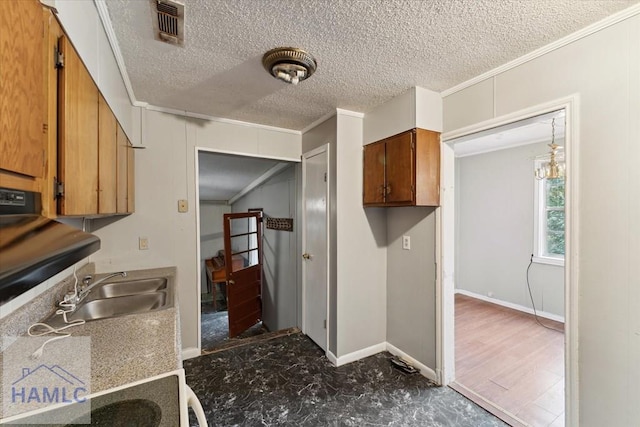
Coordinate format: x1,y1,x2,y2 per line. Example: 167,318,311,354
178,199,188,213
139,237,149,250
402,235,411,250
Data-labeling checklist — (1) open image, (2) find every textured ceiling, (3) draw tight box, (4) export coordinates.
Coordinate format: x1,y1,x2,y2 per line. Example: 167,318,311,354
105,0,637,130
198,152,287,201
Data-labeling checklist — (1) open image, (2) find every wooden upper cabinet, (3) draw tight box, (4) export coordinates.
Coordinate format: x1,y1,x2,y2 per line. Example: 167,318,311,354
40,11,64,218
58,35,99,215
0,0,45,178
98,93,117,214
385,131,414,204
363,140,386,205
414,128,440,206
363,128,440,207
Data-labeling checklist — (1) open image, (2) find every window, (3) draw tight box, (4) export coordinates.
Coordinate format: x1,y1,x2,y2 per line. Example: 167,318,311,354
534,163,565,266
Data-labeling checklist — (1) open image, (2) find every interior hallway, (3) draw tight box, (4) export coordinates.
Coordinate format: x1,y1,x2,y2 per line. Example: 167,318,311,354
453,294,565,427
185,332,506,426
200,298,268,351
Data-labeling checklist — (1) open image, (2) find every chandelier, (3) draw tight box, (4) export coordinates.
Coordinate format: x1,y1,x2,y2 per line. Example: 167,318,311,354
535,118,565,180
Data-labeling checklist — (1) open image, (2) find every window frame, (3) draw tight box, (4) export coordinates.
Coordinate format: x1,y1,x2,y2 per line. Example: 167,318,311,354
533,158,566,267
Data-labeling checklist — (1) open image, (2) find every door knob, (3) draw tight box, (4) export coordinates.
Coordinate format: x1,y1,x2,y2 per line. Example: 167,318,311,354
302,253,311,260
228,279,235,285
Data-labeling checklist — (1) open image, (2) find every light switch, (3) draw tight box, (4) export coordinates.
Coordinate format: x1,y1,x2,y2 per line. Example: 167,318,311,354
402,235,411,250
178,199,188,213
139,237,149,250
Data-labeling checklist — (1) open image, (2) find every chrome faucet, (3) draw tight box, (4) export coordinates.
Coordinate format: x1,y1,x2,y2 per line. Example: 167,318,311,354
77,271,127,301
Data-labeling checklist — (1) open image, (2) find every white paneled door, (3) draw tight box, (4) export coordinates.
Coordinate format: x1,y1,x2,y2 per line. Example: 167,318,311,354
302,146,329,351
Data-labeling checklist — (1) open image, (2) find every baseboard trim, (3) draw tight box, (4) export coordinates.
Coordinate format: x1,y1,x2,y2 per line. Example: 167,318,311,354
333,343,386,367
385,342,439,383
182,347,201,360
328,342,439,385
456,289,565,323
327,350,338,366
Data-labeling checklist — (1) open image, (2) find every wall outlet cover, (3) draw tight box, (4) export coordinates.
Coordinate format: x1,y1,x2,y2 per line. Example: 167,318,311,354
139,237,149,250
402,235,411,250
178,199,188,213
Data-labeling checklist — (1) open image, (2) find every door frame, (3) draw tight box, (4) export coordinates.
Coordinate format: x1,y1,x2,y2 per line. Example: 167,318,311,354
301,144,330,354
437,94,580,426
194,147,301,355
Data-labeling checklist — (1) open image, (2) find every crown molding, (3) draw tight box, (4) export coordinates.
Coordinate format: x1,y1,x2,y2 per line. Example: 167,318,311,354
94,0,137,105
143,104,301,135
336,108,365,118
441,3,640,97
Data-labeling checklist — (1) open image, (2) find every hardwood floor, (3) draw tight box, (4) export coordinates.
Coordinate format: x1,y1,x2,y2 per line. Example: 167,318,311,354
454,294,565,427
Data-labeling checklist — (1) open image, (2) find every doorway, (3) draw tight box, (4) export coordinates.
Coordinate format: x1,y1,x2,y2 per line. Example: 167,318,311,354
438,99,578,426
301,145,329,351
196,150,300,352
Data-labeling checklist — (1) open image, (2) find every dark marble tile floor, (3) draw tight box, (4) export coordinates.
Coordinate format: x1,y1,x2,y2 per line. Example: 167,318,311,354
184,333,507,427
201,302,268,351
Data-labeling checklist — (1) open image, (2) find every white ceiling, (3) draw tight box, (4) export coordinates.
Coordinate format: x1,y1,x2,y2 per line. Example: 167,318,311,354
104,0,637,131
198,152,288,201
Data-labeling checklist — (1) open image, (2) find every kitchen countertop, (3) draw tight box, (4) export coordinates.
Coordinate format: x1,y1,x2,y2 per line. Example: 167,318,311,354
76,267,181,392
0,266,181,420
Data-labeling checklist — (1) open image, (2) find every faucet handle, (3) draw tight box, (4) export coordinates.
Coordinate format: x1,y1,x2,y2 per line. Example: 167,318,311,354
82,275,93,286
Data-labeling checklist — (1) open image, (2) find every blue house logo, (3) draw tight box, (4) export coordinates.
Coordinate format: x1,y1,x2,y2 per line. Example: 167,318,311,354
11,365,87,405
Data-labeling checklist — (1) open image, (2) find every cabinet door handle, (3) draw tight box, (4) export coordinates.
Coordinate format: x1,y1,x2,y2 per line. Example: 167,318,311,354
386,184,392,195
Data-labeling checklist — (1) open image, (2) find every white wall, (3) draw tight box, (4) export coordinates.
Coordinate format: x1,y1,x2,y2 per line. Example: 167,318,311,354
363,87,443,144
386,207,437,368
443,14,640,426
335,111,387,357
198,202,230,293
363,87,443,369
456,143,564,317
231,165,299,332
91,109,301,351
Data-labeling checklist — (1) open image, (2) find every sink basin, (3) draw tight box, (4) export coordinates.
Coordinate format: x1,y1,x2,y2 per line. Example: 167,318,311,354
88,277,168,299
67,292,170,322
45,275,174,325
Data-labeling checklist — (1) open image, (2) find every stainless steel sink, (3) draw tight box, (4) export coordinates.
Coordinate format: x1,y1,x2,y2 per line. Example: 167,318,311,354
67,292,169,322
87,277,168,299
46,275,173,325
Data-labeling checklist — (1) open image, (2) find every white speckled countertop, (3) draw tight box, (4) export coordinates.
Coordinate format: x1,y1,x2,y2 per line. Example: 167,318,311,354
0,266,181,420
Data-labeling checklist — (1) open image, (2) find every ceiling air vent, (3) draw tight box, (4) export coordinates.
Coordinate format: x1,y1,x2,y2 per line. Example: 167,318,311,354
151,0,184,46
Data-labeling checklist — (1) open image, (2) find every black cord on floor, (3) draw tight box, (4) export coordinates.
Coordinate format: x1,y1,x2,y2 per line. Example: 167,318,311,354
526,254,564,333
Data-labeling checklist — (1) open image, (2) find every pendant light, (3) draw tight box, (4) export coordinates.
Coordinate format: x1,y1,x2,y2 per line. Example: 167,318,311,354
535,118,565,180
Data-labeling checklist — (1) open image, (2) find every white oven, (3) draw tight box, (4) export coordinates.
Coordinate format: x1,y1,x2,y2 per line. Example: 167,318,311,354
0,369,207,426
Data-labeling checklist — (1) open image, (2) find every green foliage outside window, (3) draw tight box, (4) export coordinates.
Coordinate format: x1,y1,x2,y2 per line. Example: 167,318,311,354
545,178,565,256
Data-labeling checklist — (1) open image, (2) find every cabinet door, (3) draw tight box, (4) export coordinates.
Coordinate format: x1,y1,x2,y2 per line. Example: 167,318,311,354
363,141,386,205
415,128,440,206
41,11,64,218
0,0,45,178
116,124,128,214
385,131,414,204
98,94,117,214
58,35,99,215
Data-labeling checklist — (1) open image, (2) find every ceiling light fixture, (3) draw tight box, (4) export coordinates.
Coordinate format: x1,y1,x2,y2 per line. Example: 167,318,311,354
262,47,317,85
535,118,565,180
